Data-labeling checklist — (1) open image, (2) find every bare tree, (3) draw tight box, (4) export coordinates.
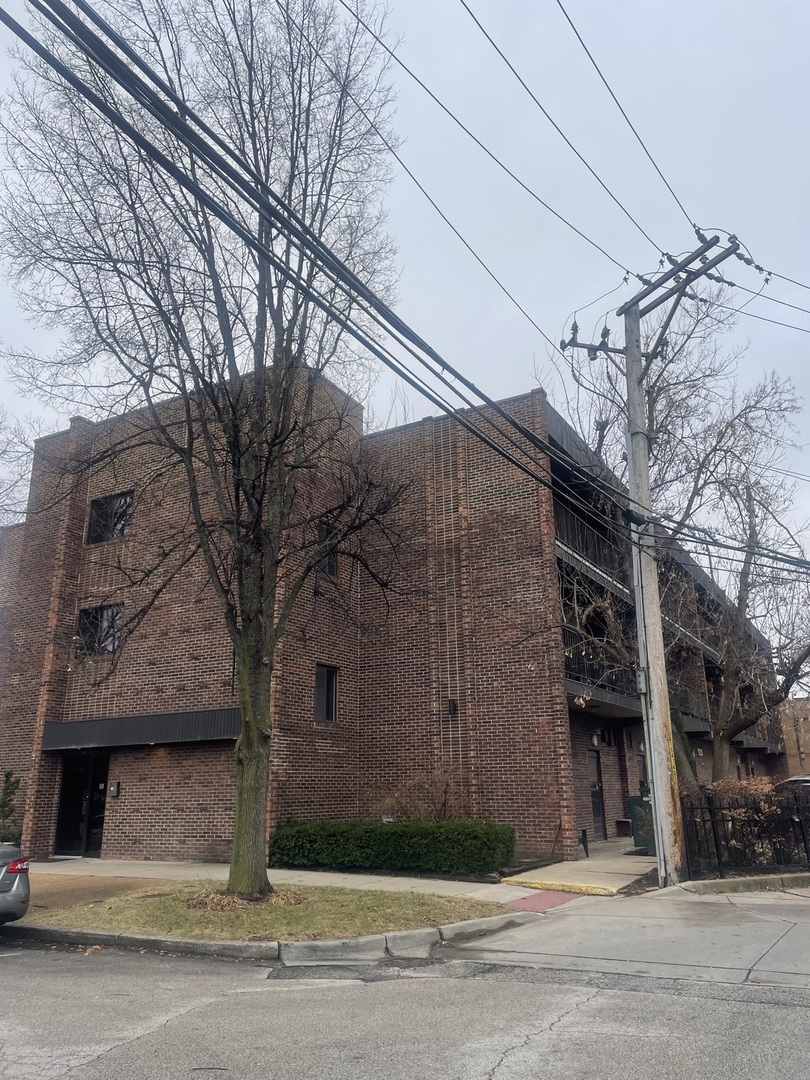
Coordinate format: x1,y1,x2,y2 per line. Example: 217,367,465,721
0,0,402,895
0,408,45,526
557,290,810,780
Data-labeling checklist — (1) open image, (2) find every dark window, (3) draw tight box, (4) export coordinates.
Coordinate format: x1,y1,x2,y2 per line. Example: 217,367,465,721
77,605,123,655
316,524,338,578
87,491,134,544
315,664,338,724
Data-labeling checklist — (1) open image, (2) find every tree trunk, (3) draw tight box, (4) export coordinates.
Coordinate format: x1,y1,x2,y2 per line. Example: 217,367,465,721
671,718,701,799
227,645,273,897
712,732,733,781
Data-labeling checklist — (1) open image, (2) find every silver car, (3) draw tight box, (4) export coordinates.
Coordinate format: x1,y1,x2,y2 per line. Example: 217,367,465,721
0,844,30,923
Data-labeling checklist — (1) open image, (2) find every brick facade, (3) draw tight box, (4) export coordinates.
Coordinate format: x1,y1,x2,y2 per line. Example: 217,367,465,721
0,386,734,863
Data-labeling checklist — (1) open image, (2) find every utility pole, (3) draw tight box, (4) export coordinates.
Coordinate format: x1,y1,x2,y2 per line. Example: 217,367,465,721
623,301,684,885
562,235,740,887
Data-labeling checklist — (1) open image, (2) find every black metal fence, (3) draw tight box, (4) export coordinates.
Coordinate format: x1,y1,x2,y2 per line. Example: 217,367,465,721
682,794,810,878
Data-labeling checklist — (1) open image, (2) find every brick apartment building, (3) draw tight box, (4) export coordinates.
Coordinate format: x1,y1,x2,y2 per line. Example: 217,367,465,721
0,385,786,863
776,699,810,779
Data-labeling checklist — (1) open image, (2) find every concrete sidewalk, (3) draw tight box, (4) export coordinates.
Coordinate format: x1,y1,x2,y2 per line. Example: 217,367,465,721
447,884,810,988
29,856,538,905
504,836,657,895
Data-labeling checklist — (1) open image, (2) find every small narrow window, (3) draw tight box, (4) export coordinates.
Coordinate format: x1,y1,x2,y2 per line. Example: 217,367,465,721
315,664,338,724
87,491,134,544
77,605,123,655
316,523,338,578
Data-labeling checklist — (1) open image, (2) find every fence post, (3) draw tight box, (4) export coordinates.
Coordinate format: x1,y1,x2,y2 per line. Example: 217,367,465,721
681,798,693,881
706,793,725,879
795,794,810,866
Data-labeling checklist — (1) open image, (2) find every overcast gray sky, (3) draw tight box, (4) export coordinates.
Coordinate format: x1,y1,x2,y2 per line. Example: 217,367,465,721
1,2,808,491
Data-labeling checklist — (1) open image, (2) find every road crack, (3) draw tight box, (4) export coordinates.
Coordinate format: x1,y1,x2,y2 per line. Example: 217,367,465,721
61,996,221,1078
485,989,600,1078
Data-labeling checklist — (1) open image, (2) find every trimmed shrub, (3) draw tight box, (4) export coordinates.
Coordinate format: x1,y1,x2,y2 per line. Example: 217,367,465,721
0,770,21,845
269,818,515,876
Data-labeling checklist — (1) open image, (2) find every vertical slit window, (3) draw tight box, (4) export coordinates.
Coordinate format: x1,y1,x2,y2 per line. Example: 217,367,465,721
315,664,338,724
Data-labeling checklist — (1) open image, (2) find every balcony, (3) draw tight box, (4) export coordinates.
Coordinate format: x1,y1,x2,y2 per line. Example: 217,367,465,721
669,682,711,723
553,499,628,585
740,713,785,754
562,628,639,701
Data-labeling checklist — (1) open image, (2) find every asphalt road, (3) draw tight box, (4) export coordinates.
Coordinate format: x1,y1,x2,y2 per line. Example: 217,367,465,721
3,943,810,1079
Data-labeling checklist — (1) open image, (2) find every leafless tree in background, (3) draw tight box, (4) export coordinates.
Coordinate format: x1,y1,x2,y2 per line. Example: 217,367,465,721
557,290,810,779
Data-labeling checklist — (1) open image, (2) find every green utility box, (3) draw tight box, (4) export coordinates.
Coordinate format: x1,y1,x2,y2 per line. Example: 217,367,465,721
628,793,656,855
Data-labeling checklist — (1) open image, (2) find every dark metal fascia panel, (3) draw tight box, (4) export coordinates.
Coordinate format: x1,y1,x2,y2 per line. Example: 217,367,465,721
564,678,641,715
42,707,241,750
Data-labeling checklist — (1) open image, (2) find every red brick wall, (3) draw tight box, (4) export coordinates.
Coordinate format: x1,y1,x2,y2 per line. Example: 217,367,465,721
100,743,236,861
0,524,26,801
0,419,98,855
778,700,810,778
0,387,667,863
359,392,578,860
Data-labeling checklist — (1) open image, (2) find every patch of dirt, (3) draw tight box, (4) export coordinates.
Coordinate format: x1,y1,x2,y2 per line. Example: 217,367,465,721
28,873,160,911
618,868,661,895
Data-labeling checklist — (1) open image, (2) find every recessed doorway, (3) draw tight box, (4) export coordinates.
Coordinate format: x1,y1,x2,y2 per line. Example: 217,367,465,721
55,752,109,857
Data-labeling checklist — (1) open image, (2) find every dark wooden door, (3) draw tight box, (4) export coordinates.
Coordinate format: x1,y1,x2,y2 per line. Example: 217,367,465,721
55,752,109,857
588,750,607,841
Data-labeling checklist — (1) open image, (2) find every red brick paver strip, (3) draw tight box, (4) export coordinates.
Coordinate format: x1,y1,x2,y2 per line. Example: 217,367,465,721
506,890,577,913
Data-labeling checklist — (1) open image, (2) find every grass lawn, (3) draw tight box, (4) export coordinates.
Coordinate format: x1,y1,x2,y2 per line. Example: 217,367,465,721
26,876,506,941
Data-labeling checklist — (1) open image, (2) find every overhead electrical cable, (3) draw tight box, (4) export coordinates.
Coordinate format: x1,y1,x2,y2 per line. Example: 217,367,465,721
2,0,633,545
456,0,663,254
3,0,810,581
22,0,662,538
333,0,635,278
721,280,810,321
273,0,565,359
553,0,696,234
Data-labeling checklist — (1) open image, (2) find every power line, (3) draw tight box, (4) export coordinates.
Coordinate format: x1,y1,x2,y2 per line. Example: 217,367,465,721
1,0,714,580
725,280,810,322
696,293,810,336
273,0,565,360
456,0,663,254
6,0,810,586
769,269,810,294
4,0,627,546
333,0,635,278
553,0,696,234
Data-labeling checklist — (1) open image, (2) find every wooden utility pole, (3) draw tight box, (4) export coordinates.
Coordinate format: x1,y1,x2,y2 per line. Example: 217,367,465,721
563,235,741,887
623,302,685,885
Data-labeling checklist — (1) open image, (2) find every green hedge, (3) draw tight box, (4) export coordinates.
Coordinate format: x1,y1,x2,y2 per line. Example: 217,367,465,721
269,818,515,876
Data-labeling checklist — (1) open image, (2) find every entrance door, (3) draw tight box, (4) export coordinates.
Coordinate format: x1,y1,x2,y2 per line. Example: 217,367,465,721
55,752,109,857
588,750,607,841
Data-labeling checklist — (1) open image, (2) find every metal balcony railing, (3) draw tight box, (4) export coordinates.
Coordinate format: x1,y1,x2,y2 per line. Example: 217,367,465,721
553,499,627,584
562,628,638,699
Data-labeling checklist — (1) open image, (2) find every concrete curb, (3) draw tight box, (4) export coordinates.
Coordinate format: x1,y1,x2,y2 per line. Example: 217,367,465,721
0,911,541,964
436,911,540,942
678,873,810,896
501,878,618,896
1,924,281,960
